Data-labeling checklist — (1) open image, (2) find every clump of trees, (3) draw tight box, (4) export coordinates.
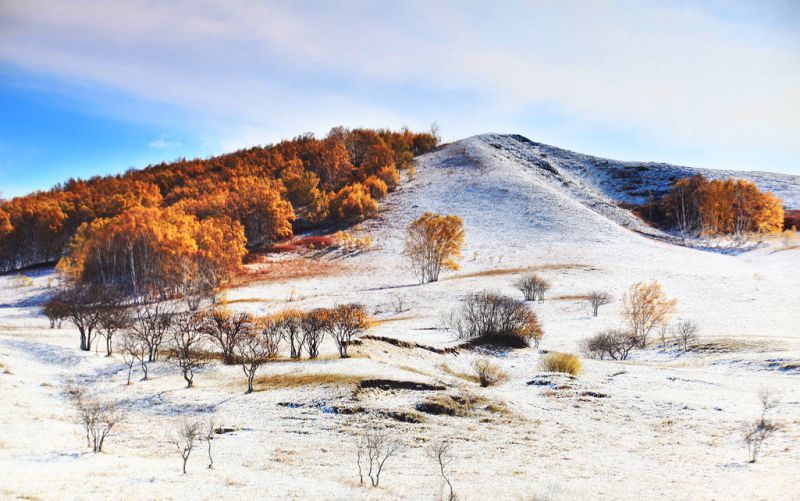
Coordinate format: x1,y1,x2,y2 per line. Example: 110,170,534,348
405,212,464,283
447,291,543,348
515,274,550,302
0,127,439,275
653,175,784,239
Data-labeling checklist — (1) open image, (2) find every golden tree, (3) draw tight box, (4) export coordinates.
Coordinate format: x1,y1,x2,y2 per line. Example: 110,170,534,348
404,212,464,283
622,281,678,347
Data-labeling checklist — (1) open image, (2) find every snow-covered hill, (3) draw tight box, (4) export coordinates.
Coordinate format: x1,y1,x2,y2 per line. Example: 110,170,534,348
0,134,798,500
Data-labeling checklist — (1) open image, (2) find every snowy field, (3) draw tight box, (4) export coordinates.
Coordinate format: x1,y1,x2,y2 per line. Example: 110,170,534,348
1,136,798,500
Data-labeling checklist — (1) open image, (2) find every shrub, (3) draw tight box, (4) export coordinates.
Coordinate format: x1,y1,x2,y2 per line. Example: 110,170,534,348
581,329,638,361
404,212,464,283
741,389,780,463
449,291,543,348
540,352,582,376
69,390,123,453
363,176,388,200
472,357,508,387
376,165,400,192
515,274,550,302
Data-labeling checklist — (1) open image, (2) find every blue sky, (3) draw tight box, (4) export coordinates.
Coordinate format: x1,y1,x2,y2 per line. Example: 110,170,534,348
1,0,798,198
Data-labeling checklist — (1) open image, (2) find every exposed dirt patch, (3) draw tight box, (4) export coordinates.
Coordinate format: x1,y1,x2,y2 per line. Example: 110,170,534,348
361,335,466,354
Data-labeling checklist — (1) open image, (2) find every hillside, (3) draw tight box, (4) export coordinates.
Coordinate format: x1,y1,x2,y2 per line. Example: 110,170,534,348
0,133,798,500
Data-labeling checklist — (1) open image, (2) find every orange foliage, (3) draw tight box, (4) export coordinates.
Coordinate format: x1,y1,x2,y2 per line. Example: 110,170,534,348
0,127,438,273
404,212,465,283
330,183,378,223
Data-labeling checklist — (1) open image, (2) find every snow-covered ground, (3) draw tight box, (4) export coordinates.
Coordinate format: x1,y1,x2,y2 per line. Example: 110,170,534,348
1,135,798,500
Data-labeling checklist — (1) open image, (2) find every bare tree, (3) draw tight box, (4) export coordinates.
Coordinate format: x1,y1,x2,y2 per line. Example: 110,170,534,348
44,285,112,351
742,389,780,463
356,427,403,487
581,329,638,361
70,390,123,453
675,319,699,352
657,324,671,351
586,291,611,317
202,307,253,365
327,304,369,358
169,312,208,388
120,330,149,380
428,440,457,501
236,322,280,393
515,274,551,303
274,309,304,359
391,294,406,314
171,418,202,474
97,299,130,357
449,291,543,348
129,301,174,362
204,418,216,469
301,308,330,358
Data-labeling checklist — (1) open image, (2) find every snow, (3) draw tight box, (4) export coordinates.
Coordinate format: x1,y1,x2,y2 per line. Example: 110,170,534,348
1,135,798,500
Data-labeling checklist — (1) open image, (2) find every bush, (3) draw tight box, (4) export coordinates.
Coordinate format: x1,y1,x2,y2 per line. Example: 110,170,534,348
581,329,638,360
330,183,378,223
515,274,550,302
540,352,582,376
472,357,508,387
449,291,543,348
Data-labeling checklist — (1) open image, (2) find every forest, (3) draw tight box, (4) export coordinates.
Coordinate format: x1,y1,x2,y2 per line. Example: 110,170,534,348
0,127,438,297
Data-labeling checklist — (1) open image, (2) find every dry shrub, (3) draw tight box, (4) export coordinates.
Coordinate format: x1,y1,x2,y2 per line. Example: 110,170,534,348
540,352,582,376
448,291,543,348
472,357,508,387
581,329,638,360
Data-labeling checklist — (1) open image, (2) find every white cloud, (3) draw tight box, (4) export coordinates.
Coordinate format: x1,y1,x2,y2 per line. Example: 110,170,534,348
147,137,182,149
1,0,798,170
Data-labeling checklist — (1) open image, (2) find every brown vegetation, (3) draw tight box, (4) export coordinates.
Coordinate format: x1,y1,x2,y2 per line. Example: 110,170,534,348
405,212,464,283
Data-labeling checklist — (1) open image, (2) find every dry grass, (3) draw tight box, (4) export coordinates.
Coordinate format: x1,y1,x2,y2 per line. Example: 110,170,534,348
416,390,488,417
540,352,582,376
472,357,508,387
224,297,279,305
232,256,346,286
439,363,480,384
371,315,420,326
444,263,592,281
252,372,365,391
551,294,593,301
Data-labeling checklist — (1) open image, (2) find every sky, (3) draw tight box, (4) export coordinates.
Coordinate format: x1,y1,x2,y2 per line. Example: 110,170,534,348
0,0,798,198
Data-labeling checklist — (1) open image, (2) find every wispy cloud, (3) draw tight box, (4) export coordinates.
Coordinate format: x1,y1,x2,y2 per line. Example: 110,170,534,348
147,136,182,149
0,0,798,173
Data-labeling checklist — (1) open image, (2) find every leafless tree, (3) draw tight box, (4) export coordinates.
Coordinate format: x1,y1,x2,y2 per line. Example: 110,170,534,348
675,319,699,352
449,291,543,348
657,324,671,351
391,294,406,314
97,300,130,357
742,389,780,463
236,323,280,393
327,304,369,358
169,311,208,388
44,285,112,351
120,330,149,380
586,291,611,317
202,307,253,365
515,274,551,302
581,329,638,360
203,418,216,469
356,427,403,487
428,440,457,501
129,301,174,362
70,390,123,453
171,418,202,474
301,308,330,358
274,310,304,359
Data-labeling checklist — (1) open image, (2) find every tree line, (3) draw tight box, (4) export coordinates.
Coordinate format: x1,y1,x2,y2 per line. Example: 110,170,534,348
0,127,439,286
646,175,784,238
